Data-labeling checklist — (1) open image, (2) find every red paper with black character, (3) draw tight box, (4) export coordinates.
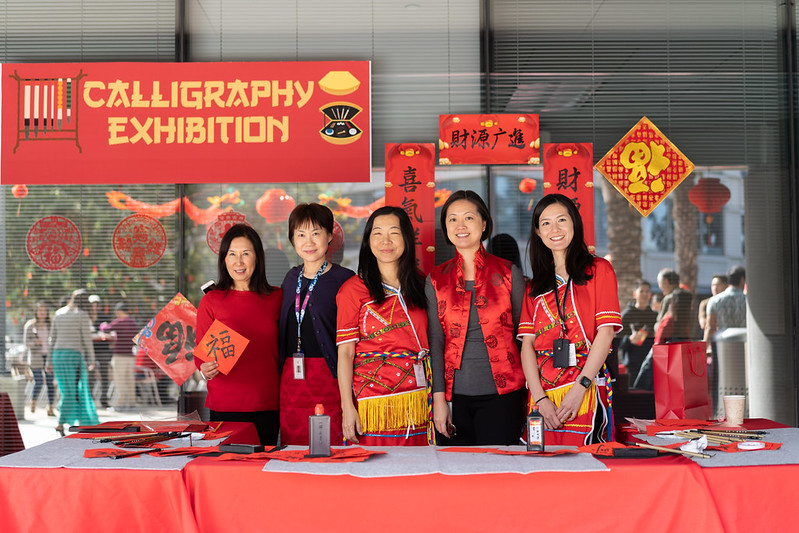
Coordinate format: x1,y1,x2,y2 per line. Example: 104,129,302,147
385,143,435,275
438,114,540,165
653,341,712,420
134,293,198,386
543,143,595,251
195,319,249,375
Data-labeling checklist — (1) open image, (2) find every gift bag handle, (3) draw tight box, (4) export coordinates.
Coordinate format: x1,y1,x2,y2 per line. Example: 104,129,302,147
689,345,706,377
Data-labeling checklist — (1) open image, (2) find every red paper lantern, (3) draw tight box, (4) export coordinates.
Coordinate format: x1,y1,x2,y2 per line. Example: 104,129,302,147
688,178,730,215
12,184,28,199
519,178,537,194
256,189,296,224
327,220,344,258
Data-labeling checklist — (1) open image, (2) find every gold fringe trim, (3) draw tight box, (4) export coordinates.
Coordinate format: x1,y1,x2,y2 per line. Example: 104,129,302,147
358,389,429,432
539,383,594,417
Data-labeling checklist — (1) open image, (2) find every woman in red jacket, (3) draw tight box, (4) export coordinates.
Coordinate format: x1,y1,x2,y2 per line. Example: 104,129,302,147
195,224,282,445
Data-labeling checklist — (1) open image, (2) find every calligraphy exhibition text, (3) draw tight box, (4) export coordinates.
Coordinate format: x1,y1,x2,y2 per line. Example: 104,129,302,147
83,79,315,145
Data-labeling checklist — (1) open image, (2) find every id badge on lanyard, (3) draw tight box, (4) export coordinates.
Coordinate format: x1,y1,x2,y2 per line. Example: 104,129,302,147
294,260,327,380
552,278,576,368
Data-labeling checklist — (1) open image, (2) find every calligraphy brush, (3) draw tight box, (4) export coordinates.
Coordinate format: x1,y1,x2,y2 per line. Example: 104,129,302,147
636,442,712,459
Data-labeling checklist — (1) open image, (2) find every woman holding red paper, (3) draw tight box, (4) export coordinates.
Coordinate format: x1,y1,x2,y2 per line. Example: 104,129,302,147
336,206,432,445
519,194,622,446
278,203,354,445
195,224,282,445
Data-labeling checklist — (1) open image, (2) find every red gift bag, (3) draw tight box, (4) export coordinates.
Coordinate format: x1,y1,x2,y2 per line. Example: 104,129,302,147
653,341,712,420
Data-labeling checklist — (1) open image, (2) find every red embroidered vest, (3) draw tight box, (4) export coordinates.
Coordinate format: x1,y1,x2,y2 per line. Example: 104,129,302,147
429,246,525,401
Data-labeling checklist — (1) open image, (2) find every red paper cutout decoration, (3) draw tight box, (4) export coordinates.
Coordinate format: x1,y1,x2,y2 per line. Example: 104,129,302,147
256,189,296,224
206,211,248,255
689,177,730,224
26,216,81,271
113,214,167,268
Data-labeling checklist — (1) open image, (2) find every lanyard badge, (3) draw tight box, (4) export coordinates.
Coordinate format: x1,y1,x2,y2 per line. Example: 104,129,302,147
293,260,327,380
552,278,575,368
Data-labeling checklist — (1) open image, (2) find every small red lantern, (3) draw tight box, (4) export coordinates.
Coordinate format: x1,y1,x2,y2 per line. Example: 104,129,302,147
12,184,28,199
256,189,296,224
11,184,28,216
689,177,731,224
327,220,344,259
519,178,537,194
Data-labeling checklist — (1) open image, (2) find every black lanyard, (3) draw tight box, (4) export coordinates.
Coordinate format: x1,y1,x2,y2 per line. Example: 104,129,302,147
555,277,571,338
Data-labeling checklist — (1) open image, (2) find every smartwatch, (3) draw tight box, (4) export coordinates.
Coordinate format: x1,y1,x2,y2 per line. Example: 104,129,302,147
578,376,592,389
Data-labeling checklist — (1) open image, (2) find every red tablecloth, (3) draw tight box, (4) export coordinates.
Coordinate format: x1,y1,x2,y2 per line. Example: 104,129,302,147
1,419,796,533
0,421,257,533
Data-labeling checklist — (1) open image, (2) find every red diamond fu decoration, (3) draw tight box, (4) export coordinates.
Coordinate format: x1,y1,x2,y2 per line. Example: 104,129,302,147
595,117,695,217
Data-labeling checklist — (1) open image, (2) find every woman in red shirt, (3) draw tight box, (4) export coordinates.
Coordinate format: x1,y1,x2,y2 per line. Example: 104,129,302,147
336,207,431,445
519,194,622,445
195,224,282,445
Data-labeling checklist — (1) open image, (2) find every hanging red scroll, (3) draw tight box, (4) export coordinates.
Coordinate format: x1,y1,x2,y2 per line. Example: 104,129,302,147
595,117,695,217
438,114,540,165
385,143,436,275
542,143,595,251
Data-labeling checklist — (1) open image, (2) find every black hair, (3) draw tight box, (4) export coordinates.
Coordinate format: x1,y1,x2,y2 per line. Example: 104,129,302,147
489,233,522,270
439,190,492,246
287,203,335,246
358,206,426,309
727,265,745,286
712,274,729,285
69,289,91,313
633,279,651,290
215,223,275,295
658,268,680,287
528,194,594,298
33,301,51,327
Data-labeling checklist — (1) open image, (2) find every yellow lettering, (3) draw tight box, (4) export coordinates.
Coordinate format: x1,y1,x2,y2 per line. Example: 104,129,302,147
244,116,265,143
216,116,233,143
171,82,179,108
153,117,175,144
272,80,293,107
295,81,314,108
207,117,215,143
107,117,128,144
186,117,206,143
225,80,250,107
83,81,106,108
204,81,225,109
250,81,270,107
151,81,169,108
234,116,243,142
267,116,289,142
181,82,203,110
130,81,150,108
129,117,154,145
106,79,131,108
177,117,185,143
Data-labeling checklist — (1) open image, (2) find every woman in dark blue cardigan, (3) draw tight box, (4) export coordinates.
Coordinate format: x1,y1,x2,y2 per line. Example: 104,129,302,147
278,203,354,445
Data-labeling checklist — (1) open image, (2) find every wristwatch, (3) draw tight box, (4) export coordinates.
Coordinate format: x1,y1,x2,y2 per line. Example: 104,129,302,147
578,375,592,389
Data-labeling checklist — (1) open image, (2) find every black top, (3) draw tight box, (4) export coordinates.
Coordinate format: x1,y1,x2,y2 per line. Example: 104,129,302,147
278,263,355,377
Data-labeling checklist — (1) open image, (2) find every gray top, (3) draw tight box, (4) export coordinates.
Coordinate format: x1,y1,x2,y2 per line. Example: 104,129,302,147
426,264,526,396
50,307,95,366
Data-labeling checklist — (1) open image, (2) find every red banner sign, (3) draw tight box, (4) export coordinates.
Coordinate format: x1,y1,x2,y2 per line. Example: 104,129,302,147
595,117,695,217
438,114,539,165
542,143,595,251
1,61,371,184
385,143,435,275
134,293,197,386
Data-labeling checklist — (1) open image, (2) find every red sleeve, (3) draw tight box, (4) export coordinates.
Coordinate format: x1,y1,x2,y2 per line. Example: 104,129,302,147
194,292,215,369
592,258,623,334
336,278,361,346
517,294,537,338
